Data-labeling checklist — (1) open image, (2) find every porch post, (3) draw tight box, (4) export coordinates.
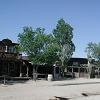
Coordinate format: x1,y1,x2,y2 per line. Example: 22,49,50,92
72,67,73,73
26,66,29,77
53,64,56,79
5,46,7,52
20,62,22,77
8,62,9,76
72,67,74,78
78,68,80,77
98,68,99,78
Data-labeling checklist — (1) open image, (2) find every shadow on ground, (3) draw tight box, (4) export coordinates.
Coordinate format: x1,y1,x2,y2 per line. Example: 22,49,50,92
0,77,31,85
54,81,100,86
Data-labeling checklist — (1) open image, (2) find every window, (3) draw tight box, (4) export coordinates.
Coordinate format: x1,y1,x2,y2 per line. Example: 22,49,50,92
73,62,78,66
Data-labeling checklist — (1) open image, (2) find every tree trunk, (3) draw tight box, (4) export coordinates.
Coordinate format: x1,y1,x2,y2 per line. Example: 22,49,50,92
88,60,92,78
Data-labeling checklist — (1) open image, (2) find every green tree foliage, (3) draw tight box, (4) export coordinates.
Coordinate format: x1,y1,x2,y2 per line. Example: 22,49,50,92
85,42,100,78
18,19,75,67
18,27,58,64
86,42,100,61
53,19,75,69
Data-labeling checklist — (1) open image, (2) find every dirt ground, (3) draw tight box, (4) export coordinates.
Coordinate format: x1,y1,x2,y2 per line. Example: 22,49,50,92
0,78,100,100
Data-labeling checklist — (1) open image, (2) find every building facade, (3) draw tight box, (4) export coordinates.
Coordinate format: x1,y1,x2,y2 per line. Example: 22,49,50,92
0,39,23,77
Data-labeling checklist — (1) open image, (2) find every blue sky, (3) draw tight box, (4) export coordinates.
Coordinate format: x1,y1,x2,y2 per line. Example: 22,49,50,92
0,0,100,58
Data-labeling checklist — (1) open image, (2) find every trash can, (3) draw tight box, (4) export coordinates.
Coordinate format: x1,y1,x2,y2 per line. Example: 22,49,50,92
47,74,53,81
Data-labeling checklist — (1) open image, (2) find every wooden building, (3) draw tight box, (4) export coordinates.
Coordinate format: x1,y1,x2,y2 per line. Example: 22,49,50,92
0,39,32,78
66,58,95,78
0,39,99,80
67,58,88,78
0,39,55,79
32,64,60,80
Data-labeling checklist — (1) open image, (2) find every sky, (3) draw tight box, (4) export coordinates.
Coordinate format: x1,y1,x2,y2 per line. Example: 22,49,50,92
0,0,100,58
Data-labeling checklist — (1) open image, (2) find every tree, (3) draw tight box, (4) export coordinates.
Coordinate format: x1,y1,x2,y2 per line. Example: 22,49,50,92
86,42,100,61
53,19,75,71
85,42,100,78
18,19,75,68
18,27,58,64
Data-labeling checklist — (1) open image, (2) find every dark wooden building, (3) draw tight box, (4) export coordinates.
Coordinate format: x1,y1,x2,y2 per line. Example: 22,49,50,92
68,58,88,77
0,39,98,80
0,39,32,78
66,58,93,78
